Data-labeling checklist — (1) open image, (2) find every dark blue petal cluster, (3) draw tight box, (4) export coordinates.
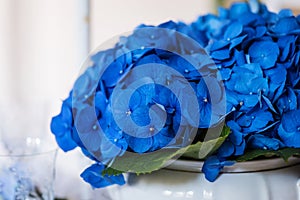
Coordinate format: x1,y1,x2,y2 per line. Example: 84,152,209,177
50,93,77,152
202,156,234,181
80,163,125,188
278,110,300,148
51,1,300,187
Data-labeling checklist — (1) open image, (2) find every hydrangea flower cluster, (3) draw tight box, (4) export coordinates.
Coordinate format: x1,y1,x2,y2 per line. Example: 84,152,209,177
51,1,300,187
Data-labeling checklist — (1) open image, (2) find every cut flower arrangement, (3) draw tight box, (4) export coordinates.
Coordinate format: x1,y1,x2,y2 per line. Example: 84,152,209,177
51,1,300,188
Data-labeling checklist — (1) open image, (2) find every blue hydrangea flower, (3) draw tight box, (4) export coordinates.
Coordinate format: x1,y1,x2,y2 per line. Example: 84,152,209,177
249,40,280,69
210,21,246,51
51,0,300,187
225,63,269,111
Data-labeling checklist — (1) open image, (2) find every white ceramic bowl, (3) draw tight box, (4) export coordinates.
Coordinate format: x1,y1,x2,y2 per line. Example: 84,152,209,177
107,158,300,200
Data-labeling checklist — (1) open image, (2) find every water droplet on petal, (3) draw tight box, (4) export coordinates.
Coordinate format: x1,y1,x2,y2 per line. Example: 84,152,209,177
150,35,155,39
203,98,208,103
297,127,300,131
249,92,253,95
114,138,118,143
119,70,123,74
184,69,189,73
239,101,244,106
141,46,145,50
263,146,268,150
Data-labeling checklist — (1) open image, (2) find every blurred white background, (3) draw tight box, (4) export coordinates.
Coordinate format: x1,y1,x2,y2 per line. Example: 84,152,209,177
0,0,299,199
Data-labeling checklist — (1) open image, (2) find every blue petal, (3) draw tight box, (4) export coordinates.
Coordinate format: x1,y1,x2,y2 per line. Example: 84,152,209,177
278,9,294,18
80,163,125,188
234,49,247,66
261,95,277,113
218,141,235,157
278,36,296,62
50,115,69,136
229,129,244,145
248,134,284,150
229,35,247,50
280,110,300,133
224,22,243,40
229,3,251,20
74,105,98,134
276,88,297,114
126,135,153,153
237,115,252,127
243,95,259,109
255,26,267,37
202,156,234,182
211,49,231,60
219,68,232,81
202,156,222,182
250,110,273,131
234,140,246,156
265,65,287,85
95,91,107,116
158,20,177,29
131,106,151,127
54,130,77,152
249,41,279,69
278,123,300,148
271,17,300,35
102,60,125,87
210,40,230,51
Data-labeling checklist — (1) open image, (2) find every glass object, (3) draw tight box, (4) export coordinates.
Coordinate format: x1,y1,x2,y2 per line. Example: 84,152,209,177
0,137,57,200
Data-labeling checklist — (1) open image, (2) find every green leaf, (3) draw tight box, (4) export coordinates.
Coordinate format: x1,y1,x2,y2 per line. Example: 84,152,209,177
182,126,231,159
103,126,230,175
107,147,187,175
102,167,124,176
236,148,300,162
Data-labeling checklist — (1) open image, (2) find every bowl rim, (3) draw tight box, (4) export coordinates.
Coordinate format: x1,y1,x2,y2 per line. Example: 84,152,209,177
165,157,300,173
